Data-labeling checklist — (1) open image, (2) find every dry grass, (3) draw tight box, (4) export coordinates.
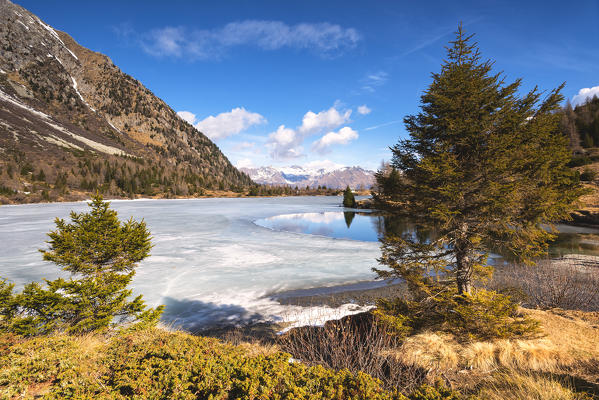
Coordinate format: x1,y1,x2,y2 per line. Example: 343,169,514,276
386,329,567,374
475,371,585,400
379,308,599,398
527,308,599,360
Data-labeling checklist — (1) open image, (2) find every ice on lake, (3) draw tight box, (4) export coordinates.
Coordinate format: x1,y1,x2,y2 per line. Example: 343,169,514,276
0,197,380,331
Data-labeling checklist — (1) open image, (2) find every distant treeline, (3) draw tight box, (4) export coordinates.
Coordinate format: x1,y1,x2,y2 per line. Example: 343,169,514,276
561,96,599,152
0,149,251,203
0,148,343,203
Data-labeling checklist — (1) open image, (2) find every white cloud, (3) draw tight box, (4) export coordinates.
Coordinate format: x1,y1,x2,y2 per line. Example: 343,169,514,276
357,105,371,115
141,21,361,60
235,158,255,169
185,107,266,140
142,27,186,57
303,159,345,172
361,71,388,93
312,127,358,154
299,107,352,134
177,110,197,124
266,105,353,160
364,120,401,131
267,125,304,160
572,86,599,106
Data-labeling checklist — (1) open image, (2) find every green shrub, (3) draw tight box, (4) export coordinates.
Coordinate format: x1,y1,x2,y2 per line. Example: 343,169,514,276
0,328,464,399
0,195,163,336
375,288,541,342
567,156,592,167
0,185,15,196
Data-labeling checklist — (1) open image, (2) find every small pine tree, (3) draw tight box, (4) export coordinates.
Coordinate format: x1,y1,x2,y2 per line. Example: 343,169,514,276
343,185,356,208
1,195,163,335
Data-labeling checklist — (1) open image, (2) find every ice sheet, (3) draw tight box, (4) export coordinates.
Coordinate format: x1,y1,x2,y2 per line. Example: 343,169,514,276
0,197,381,331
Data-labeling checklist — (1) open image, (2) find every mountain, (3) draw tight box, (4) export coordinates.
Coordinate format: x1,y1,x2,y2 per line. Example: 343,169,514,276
239,165,375,189
0,0,251,203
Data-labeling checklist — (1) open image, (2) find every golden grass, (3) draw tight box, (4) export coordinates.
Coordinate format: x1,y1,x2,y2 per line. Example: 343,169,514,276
387,331,566,374
381,308,599,398
475,371,582,400
527,308,599,360
387,308,599,373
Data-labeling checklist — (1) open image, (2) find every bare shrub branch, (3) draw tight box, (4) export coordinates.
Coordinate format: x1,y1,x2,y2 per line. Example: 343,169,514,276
488,256,599,311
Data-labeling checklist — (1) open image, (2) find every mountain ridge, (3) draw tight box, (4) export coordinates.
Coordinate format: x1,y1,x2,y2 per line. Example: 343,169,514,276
240,165,374,189
0,0,252,203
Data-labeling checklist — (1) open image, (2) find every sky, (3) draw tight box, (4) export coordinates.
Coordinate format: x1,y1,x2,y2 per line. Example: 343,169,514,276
15,0,599,171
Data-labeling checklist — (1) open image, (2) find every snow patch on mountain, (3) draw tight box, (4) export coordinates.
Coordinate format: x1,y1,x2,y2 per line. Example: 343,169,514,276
239,165,375,189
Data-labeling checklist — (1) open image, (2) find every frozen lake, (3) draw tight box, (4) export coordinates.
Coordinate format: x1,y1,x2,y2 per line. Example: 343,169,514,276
0,196,380,331
3,196,597,332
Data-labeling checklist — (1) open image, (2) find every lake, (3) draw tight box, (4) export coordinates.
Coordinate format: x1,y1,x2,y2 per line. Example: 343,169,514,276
1,196,597,331
256,210,599,258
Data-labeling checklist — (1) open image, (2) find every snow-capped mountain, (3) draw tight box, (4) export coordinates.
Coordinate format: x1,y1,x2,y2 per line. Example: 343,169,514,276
239,165,375,189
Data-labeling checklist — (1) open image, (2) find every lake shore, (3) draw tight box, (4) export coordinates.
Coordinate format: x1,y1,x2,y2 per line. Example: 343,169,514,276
269,254,599,310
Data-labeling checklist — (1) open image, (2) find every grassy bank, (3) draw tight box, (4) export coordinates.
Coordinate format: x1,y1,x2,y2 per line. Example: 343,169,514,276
4,308,598,399
0,327,459,400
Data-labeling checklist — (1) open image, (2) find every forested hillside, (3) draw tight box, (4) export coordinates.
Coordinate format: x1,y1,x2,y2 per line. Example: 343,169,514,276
0,0,252,204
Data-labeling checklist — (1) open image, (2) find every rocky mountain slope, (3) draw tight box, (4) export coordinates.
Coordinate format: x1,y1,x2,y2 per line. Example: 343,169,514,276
239,165,374,189
0,0,251,203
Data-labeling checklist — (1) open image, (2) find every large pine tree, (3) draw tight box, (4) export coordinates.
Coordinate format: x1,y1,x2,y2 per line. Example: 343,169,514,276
375,25,585,295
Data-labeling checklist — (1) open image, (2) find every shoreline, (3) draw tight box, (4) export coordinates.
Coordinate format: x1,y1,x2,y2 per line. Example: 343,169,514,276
269,279,407,308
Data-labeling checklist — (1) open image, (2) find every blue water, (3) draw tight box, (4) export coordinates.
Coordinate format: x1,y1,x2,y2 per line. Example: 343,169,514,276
256,211,599,257
255,211,381,242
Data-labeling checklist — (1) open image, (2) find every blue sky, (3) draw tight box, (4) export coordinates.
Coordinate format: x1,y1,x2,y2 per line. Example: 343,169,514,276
16,0,599,170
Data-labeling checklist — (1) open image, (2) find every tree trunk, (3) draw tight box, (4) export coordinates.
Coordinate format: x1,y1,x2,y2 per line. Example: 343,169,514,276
455,247,473,295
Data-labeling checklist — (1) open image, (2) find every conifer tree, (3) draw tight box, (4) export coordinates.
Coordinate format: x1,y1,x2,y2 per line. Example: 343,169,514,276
1,195,163,335
375,25,585,295
343,185,356,208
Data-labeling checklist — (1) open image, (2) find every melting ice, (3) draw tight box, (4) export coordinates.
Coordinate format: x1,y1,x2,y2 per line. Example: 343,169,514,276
0,197,380,331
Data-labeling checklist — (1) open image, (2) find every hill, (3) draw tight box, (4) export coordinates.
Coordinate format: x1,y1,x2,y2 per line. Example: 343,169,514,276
0,0,252,204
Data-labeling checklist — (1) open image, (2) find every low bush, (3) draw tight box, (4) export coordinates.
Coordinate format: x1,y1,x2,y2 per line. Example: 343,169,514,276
489,257,599,311
0,328,462,399
375,288,541,342
580,168,597,181
279,312,427,392
567,156,592,167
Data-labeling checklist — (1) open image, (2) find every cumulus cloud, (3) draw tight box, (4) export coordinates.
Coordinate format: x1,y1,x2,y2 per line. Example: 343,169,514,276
357,105,371,115
267,125,304,159
572,86,599,106
232,141,256,151
178,108,266,140
299,107,352,134
303,159,345,172
177,110,197,124
140,20,361,60
312,127,358,154
266,105,353,160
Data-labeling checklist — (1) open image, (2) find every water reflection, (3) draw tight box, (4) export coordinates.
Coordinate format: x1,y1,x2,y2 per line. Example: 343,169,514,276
255,211,599,257
343,211,355,228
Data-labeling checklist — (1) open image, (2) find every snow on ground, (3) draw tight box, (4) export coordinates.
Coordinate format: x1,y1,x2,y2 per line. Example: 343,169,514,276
0,88,127,156
34,16,78,61
70,76,95,111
